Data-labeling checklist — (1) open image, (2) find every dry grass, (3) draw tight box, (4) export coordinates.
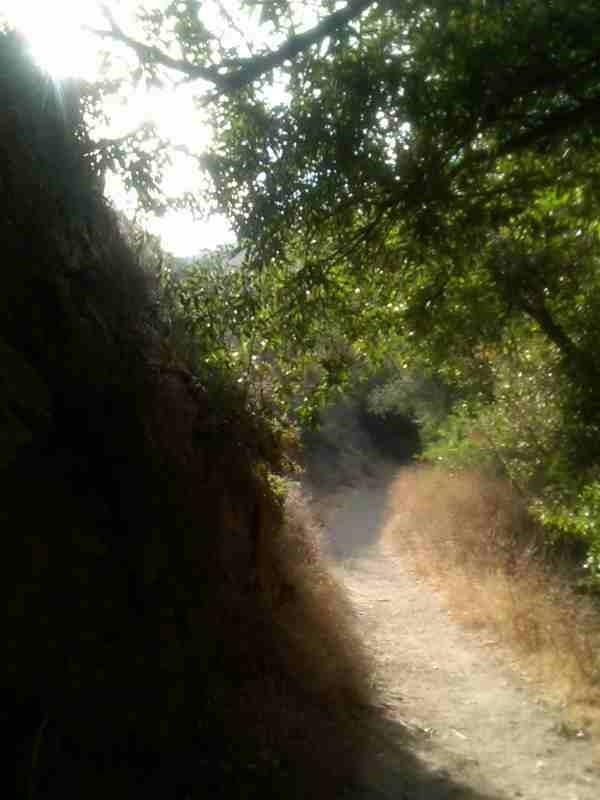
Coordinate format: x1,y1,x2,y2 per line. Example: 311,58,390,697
207,484,376,794
272,485,374,703
383,465,600,730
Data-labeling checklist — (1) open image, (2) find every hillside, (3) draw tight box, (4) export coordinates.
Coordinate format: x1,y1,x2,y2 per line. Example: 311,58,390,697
1,32,373,798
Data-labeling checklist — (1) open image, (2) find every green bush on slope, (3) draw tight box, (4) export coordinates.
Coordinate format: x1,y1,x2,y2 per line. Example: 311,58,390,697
424,332,600,591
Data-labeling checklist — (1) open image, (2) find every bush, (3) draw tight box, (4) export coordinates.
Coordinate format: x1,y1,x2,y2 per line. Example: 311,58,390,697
424,331,600,591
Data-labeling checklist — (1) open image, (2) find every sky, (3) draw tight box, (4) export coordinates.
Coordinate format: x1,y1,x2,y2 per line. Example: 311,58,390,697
2,0,324,255
1,0,243,255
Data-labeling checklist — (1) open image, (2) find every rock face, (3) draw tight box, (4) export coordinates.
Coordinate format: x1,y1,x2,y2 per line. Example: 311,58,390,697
1,31,370,799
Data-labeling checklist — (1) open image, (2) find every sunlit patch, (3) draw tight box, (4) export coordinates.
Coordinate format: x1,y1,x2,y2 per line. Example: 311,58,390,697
148,211,235,257
145,84,212,150
0,0,255,255
2,0,102,79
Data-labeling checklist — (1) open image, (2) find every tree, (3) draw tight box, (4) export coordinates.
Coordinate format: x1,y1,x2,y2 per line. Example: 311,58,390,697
25,2,600,437
81,6,600,329
8,2,600,575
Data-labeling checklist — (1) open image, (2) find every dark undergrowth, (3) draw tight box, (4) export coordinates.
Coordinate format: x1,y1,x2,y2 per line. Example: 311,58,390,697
0,31,373,798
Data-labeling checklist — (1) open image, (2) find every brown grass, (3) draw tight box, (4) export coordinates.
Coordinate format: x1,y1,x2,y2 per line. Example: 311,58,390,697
211,484,376,794
383,465,600,730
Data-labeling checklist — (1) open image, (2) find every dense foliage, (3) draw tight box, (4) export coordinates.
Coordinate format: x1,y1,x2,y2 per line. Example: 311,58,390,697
423,328,600,589
11,3,600,574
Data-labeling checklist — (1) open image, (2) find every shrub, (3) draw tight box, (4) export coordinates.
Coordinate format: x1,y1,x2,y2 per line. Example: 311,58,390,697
423,331,600,591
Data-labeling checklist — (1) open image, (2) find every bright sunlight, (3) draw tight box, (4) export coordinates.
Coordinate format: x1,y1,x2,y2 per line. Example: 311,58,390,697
2,0,103,80
2,0,234,256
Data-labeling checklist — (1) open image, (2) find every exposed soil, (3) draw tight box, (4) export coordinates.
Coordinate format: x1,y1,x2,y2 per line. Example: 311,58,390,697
309,465,600,799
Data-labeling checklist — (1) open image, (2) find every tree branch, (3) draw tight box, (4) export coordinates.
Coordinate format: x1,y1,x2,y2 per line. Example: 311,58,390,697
220,0,375,90
464,93,600,172
519,295,581,363
86,4,222,86
88,0,376,94
214,0,255,58
82,123,150,155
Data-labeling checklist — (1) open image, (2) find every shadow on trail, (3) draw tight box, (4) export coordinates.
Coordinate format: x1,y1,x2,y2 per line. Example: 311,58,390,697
353,712,501,800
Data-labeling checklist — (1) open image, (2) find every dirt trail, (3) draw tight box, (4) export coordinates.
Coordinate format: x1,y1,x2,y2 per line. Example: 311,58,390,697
312,468,600,799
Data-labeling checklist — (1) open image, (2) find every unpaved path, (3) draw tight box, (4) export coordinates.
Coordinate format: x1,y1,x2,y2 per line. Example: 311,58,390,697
312,469,600,800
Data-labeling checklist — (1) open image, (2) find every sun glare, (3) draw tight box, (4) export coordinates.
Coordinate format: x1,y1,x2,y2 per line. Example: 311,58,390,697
1,0,284,255
3,0,103,80
149,212,235,257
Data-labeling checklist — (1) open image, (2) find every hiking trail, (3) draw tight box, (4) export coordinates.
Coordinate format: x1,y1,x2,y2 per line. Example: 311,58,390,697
311,466,600,799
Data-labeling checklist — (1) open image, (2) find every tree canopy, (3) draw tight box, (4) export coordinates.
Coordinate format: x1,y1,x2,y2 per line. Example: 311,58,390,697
9,1,600,573
77,1,600,375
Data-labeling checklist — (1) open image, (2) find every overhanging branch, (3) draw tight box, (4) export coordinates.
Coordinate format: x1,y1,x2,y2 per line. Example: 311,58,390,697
88,0,376,93
220,0,375,90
